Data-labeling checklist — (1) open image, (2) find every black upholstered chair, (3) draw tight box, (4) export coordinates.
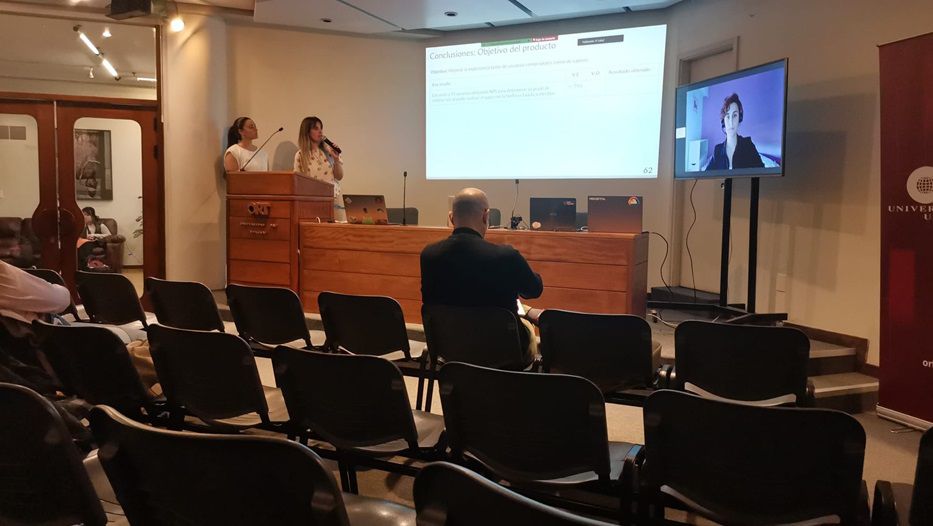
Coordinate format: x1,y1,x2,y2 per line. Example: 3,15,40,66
88,404,416,525
0,383,108,526
672,320,813,406
226,283,314,356
438,362,641,523
872,427,932,526
76,270,148,328
273,347,445,493
641,390,869,524
421,303,528,411
413,462,614,526
147,324,289,431
145,277,225,332
538,309,655,405
317,292,424,376
23,267,82,320
32,320,159,422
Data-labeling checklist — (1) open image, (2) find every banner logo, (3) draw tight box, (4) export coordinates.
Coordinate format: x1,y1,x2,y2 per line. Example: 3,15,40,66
906,166,933,204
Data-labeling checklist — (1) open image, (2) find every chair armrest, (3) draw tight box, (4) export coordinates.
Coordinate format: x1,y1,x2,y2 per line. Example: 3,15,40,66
872,480,898,526
802,379,817,407
618,444,644,523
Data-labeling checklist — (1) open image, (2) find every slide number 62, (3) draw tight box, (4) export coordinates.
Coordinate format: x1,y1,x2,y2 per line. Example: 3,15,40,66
643,167,654,174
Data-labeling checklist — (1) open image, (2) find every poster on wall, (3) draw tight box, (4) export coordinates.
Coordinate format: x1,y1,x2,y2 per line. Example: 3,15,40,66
74,129,113,200
878,31,933,430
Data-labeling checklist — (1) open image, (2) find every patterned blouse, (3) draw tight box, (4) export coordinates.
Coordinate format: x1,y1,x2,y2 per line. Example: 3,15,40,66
293,147,346,223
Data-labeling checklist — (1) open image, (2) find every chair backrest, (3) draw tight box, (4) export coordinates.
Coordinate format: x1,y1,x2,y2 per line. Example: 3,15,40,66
88,404,352,526
413,462,612,526
23,267,82,320
439,362,611,483
147,324,269,425
318,292,410,358
912,427,933,525
642,390,866,525
225,283,311,347
387,207,419,225
0,383,107,526
145,277,225,332
100,218,118,236
422,304,527,370
273,347,419,450
76,270,148,326
674,320,810,405
538,309,654,393
33,320,151,417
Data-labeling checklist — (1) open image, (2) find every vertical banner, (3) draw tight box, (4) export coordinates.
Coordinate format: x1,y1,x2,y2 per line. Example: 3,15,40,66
879,32,933,429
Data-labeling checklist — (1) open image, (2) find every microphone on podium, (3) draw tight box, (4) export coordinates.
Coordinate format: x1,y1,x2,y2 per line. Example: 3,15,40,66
323,136,342,155
242,126,284,170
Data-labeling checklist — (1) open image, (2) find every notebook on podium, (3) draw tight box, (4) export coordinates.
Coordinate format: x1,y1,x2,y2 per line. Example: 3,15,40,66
587,196,643,233
343,195,389,225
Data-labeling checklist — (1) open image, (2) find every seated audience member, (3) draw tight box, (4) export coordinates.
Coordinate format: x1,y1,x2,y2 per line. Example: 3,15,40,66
81,206,111,239
0,261,92,447
78,207,111,272
420,188,543,360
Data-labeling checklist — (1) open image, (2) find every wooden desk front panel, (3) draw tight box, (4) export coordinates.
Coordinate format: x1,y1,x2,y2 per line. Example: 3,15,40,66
227,196,332,290
299,224,648,322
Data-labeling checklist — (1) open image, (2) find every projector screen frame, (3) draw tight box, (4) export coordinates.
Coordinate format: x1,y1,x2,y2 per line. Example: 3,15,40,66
673,58,789,180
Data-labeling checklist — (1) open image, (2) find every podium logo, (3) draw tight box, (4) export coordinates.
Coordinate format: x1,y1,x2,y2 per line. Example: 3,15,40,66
906,166,933,204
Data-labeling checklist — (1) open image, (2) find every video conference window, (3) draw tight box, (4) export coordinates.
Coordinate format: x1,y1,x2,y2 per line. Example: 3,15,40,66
675,59,787,179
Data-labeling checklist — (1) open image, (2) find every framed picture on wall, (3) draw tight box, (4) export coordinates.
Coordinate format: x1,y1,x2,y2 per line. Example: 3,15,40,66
74,129,113,200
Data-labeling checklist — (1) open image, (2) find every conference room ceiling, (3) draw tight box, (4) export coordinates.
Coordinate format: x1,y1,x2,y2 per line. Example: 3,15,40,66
252,0,682,36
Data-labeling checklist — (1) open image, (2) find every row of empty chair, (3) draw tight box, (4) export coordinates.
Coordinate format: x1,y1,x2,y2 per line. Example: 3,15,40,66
1,381,620,526
21,270,925,524
64,270,815,411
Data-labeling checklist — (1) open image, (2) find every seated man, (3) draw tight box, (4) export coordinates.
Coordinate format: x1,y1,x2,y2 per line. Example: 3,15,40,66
420,188,543,360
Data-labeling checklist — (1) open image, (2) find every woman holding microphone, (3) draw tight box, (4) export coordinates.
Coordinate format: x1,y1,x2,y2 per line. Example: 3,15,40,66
294,116,346,222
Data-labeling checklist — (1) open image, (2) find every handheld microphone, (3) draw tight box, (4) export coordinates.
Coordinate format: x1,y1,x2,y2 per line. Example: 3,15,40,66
323,136,342,155
242,126,284,170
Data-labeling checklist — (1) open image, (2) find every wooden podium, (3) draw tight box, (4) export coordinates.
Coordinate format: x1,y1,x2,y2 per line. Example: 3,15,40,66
227,171,333,291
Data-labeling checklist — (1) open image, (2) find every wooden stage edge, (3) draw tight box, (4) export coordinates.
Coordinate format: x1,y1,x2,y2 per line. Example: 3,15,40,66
297,223,648,323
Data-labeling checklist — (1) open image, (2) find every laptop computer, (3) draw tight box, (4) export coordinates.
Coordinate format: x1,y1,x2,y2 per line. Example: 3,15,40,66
529,197,577,231
587,195,644,233
343,194,389,225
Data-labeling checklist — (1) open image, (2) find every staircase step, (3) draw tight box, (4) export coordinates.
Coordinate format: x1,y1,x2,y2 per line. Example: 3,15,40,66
810,372,879,413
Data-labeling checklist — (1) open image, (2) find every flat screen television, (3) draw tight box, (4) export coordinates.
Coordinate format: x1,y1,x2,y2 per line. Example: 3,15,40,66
674,59,787,179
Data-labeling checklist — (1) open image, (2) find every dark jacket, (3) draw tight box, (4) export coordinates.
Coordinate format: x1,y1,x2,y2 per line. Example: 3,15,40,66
420,227,543,314
706,135,764,170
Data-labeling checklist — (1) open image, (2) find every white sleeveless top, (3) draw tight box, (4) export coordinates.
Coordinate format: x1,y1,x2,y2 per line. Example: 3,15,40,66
225,143,269,172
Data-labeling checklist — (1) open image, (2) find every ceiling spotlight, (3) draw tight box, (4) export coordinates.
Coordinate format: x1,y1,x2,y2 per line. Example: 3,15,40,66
101,58,120,80
444,11,458,17
169,15,185,33
102,27,112,38
88,67,95,79
320,17,332,23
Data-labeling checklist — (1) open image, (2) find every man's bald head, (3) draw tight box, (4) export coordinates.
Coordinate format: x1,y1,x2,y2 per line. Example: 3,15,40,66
450,188,490,236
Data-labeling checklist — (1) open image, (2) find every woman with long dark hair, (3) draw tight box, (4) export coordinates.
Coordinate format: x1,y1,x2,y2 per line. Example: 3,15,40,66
293,116,346,222
224,116,269,172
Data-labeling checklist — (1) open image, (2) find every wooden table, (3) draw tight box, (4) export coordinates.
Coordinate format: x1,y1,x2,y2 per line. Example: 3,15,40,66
299,223,648,322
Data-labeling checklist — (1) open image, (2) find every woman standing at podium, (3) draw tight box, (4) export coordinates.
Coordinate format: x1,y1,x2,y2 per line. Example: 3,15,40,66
224,116,269,172
294,116,347,223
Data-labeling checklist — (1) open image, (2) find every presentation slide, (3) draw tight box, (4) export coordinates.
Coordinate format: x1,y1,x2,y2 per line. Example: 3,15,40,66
426,25,667,180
